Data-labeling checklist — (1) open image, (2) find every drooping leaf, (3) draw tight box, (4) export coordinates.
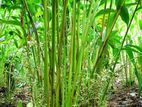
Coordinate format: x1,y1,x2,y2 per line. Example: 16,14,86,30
115,0,129,25
123,46,134,62
115,0,124,10
129,45,142,53
122,45,142,93
137,7,142,12
123,44,142,55
124,45,142,65
120,6,129,25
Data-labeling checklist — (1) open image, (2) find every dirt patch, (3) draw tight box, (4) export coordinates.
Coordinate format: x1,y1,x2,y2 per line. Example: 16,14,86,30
108,86,142,107
0,85,31,107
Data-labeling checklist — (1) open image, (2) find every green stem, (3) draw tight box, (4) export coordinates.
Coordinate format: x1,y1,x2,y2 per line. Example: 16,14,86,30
67,0,76,106
92,0,126,75
101,0,140,101
22,0,42,82
43,0,50,106
56,0,68,107
51,0,56,106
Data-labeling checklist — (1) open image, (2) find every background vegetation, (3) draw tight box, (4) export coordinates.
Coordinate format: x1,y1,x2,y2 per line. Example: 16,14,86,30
0,0,142,107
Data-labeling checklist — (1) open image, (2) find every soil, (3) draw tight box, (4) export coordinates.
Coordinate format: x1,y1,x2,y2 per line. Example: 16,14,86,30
0,85,31,107
108,85,142,107
1,83,142,107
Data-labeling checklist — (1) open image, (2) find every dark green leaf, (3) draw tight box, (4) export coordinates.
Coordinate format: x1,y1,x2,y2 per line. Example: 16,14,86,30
115,0,123,10
137,7,142,11
120,6,129,25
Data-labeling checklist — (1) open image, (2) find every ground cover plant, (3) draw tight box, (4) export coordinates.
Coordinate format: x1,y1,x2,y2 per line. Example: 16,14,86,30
0,0,142,107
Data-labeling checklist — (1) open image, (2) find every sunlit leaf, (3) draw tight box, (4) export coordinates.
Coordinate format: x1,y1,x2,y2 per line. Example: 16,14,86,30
123,44,142,54
14,39,18,48
139,20,142,30
123,45,134,62
95,9,115,18
0,19,21,26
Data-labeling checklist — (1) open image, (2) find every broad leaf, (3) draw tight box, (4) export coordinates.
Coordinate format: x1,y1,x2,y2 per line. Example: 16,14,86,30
123,46,134,62
120,6,129,25
115,0,124,10
124,44,142,65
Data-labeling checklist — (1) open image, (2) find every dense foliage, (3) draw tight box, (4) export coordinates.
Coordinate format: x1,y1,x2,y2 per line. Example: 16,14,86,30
0,0,142,107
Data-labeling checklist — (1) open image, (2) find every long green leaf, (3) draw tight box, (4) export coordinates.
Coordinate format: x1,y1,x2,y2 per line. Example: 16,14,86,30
0,19,21,26
95,8,115,17
120,6,129,25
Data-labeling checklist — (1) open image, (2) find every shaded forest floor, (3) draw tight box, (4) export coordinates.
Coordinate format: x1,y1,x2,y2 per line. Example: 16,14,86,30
0,81,142,107
0,85,31,107
108,84,142,107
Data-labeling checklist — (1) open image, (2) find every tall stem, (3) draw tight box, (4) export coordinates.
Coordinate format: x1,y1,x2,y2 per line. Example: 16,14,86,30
92,0,126,74
43,0,50,106
51,0,56,106
22,0,42,82
101,0,140,101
